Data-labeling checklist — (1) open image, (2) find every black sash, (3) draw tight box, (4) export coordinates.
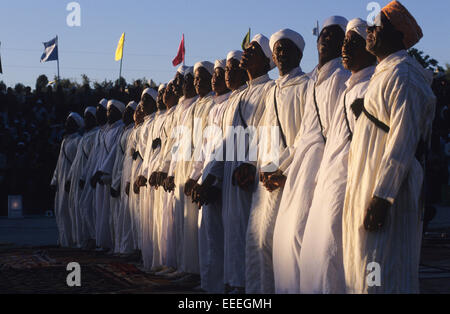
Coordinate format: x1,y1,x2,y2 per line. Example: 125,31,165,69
273,87,287,148
312,85,326,143
342,92,353,142
132,150,143,161
237,96,248,129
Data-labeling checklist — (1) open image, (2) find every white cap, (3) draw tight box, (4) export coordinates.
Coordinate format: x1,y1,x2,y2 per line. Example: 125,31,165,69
227,50,243,62
184,66,194,77
158,83,167,92
98,98,108,109
346,18,368,40
251,34,275,70
270,28,305,53
68,112,84,128
126,101,138,111
322,16,348,34
177,65,189,76
194,61,215,76
214,59,226,70
142,87,158,101
107,99,126,113
84,106,96,117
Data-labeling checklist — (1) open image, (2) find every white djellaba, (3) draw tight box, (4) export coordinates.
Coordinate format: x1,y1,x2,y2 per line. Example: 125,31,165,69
51,113,83,247
273,56,350,294
343,50,436,293
299,63,375,294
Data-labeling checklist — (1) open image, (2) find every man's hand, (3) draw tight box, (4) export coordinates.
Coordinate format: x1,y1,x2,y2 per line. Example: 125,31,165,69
263,169,286,192
125,182,130,196
184,178,197,197
133,181,141,194
64,180,71,193
232,163,256,191
364,196,391,232
136,175,147,188
194,184,221,208
90,171,103,188
79,179,85,190
163,176,175,193
110,187,120,198
156,172,168,187
149,172,158,187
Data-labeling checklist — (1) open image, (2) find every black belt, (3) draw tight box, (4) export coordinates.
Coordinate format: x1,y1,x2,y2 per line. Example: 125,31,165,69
273,86,287,148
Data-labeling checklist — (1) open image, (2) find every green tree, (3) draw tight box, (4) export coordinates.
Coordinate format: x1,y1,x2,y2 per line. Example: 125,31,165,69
408,48,445,73
81,74,90,87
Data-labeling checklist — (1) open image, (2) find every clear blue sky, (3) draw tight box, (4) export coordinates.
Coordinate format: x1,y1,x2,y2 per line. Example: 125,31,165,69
1,0,449,88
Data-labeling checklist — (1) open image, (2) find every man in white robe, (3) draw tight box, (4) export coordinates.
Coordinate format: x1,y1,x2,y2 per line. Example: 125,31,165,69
51,112,84,247
204,35,275,293
92,100,125,250
343,1,435,293
110,101,137,254
66,106,98,248
79,99,109,248
190,59,231,293
299,19,376,294
272,16,350,294
162,69,200,278
245,28,309,294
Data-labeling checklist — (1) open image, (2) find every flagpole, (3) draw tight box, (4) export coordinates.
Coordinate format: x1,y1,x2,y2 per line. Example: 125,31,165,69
183,33,185,66
119,33,125,82
56,35,60,82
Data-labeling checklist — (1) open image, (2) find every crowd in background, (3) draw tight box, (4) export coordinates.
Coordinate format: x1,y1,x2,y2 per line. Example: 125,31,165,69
0,77,152,216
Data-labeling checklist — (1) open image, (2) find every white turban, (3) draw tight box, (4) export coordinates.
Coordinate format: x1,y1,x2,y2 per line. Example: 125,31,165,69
194,61,214,76
107,99,126,113
177,65,189,76
84,106,96,117
98,98,108,109
68,112,84,128
270,28,305,53
184,66,194,77
227,50,243,62
142,87,158,101
158,83,167,92
346,18,368,40
214,59,226,70
251,34,275,70
322,16,348,34
126,101,138,111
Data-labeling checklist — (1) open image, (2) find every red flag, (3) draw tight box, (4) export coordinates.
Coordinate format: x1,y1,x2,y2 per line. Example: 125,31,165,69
172,34,185,66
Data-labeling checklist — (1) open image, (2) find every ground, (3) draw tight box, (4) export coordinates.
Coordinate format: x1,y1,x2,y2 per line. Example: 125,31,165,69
1,207,450,294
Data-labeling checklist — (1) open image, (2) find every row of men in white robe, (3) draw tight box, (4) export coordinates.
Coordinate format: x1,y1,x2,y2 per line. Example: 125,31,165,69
52,4,436,294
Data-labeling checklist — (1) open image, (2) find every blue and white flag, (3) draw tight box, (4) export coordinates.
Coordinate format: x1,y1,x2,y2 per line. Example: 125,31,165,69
40,36,58,63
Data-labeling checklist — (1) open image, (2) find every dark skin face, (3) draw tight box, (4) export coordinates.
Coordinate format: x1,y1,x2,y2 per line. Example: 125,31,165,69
225,58,248,91
183,73,197,98
140,93,157,116
122,106,135,126
317,25,345,69
240,41,270,81
212,67,230,96
84,112,97,131
342,31,377,73
65,117,78,135
272,38,302,76
96,105,107,126
107,105,122,124
194,67,212,98
366,12,405,62
174,72,185,98
157,87,167,110
163,83,178,109
134,103,145,126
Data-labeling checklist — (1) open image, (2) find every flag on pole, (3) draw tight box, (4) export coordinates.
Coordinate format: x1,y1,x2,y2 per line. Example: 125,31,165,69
172,34,185,67
115,33,125,61
241,28,251,50
312,21,320,38
40,36,59,63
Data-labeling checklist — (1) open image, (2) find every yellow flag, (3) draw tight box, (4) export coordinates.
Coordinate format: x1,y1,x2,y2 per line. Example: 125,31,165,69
115,33,125,61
